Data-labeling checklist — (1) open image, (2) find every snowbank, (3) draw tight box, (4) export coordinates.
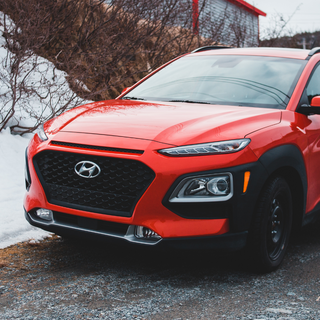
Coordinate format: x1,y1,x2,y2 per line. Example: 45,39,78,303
0,11,91,248
0,128,49,248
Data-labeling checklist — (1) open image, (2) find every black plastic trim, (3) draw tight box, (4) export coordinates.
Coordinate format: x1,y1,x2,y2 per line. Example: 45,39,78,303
306,47,320,60
298,105,320,115
258,144,307,213
25,209,247,251
302,202,320,226
25,147,31,191
162,161,268,232
50,141,144,154
42,210,129,234
161,231,248,251
25,209,130,244
191,46,232,53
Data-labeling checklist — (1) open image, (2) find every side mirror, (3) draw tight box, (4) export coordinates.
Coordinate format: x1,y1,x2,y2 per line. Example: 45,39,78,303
298,95,320,115
310,96,320,107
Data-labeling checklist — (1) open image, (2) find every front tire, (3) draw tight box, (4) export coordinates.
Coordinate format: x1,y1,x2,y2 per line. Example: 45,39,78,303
249,176,292,272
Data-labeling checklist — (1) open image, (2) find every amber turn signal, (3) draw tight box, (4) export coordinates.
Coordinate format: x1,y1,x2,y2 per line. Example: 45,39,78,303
243,171,251,193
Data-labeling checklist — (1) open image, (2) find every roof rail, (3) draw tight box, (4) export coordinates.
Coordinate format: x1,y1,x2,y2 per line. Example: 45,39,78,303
191,46,232,53
306,47,320,60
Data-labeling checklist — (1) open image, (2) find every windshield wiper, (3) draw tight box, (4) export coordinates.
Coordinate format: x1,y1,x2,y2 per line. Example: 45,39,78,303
169,99,211,104
122,96,145,100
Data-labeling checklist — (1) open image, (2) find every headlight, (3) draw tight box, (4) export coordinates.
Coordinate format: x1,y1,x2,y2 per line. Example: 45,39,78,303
169,173,233,202
159,139,250,156
36,124,48,141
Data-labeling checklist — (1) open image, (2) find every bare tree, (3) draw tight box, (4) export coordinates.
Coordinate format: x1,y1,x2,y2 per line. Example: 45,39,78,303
0,12,86,134
259,4,302,47
1,0,212,102
0,0,264,134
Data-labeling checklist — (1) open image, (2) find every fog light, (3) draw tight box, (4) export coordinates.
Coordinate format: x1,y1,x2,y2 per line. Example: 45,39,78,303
36,209,53,221
135,226,161,240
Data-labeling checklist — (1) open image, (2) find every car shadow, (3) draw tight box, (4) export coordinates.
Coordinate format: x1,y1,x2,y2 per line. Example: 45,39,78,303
34,218,320,284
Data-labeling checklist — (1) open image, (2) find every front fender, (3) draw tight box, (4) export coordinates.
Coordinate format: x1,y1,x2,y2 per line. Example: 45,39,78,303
258,144,307,211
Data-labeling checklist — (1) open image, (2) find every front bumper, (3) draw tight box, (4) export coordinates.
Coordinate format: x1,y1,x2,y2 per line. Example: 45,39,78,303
25,209,248,250
24,132,268,249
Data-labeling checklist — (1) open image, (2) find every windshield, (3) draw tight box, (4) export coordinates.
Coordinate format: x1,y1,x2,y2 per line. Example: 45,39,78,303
123,55,306,109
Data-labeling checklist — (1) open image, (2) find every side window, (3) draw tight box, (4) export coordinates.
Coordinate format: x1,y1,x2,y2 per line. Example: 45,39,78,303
306,63,320,104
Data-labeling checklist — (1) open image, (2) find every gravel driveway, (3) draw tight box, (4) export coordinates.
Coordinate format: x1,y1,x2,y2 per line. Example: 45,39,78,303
1,221,320,319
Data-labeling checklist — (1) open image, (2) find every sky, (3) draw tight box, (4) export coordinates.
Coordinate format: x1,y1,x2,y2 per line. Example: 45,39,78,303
247,0,320,39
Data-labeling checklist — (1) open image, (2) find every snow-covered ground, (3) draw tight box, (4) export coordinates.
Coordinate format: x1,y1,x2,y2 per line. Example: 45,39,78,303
0,12,90,248
0,129,50,248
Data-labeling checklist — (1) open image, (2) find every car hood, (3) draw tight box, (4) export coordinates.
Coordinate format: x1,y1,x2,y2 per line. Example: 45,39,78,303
46,100,281,146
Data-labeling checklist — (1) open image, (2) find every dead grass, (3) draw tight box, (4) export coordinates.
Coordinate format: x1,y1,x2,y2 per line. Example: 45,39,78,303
0,260,8,268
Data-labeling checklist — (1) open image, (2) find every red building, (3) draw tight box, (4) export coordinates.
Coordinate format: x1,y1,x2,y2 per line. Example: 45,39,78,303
193,0,266,46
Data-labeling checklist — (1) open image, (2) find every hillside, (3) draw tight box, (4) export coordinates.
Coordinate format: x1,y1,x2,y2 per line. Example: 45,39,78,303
260,31,320,49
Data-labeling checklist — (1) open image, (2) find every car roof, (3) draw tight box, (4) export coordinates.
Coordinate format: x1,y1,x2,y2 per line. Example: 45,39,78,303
190,47,310,60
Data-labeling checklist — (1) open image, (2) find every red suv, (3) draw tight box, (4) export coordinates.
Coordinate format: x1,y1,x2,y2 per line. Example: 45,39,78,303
24,47,320,272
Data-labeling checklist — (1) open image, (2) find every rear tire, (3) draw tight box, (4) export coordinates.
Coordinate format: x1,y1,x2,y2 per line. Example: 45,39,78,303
249,176,292,273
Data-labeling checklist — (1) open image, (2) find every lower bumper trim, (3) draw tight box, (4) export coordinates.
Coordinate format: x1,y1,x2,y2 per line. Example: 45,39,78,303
24,209,247,251
161,232,248,251
25,209,161,245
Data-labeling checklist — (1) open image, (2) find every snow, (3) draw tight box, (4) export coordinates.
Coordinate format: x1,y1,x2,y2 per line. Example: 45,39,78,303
0,12,91,248
0,11,86,133
0,128,50,248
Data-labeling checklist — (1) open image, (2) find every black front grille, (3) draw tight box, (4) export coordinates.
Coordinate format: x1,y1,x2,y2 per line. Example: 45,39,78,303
33,150,155,217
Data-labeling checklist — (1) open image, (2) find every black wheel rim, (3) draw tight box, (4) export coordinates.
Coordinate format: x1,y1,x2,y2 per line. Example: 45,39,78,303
266,195,288,261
